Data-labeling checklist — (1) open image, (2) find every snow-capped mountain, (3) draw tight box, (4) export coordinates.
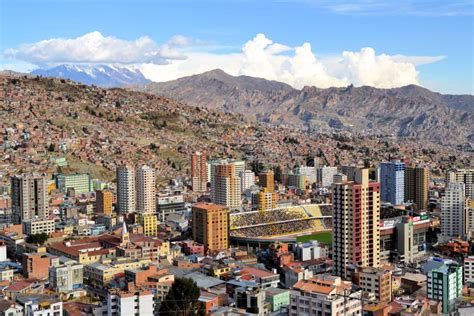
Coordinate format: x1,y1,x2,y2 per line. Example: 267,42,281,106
31,64,151,87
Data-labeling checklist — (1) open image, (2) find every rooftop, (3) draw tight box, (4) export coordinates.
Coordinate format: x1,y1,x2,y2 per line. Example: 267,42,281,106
265,287,289,296
184,271,225,289
192,202,228,211
239,266,276,278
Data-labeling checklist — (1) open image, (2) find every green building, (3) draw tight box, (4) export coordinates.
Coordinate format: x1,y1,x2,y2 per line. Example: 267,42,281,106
93,179,107,191
55,173,92,195
265,287,289,312
426,259,462,315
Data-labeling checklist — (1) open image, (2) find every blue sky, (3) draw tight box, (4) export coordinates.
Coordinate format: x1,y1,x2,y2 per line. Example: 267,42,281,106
1,0,473,94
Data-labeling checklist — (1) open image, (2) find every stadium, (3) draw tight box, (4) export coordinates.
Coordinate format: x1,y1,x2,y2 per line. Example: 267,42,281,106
229,204,333,249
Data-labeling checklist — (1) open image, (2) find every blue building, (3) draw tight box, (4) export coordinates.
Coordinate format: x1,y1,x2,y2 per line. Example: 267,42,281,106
90,224,107,236
380,161,405,205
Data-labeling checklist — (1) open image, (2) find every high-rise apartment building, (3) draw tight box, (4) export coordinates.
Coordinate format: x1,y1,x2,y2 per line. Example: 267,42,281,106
332,168,380,279
294,166,316,184
11,174,49,223
426,259,462,315
341,165,359,181
207,159,245,183
211,163,241,209
240,170,255,192
405,166,429,210
259,170,275,192
317,166,338,187
252,189,277,211
116,165,136,214
136,165,156,214
96,190,113,215
192,203,229,253
441,183,469,240
191,151,207,192
447,169,474,199
287,174,307,190
380,161,405,205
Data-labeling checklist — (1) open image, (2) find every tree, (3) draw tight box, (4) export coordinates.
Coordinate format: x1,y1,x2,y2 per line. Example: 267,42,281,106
26,232,49,245
159,277,204,316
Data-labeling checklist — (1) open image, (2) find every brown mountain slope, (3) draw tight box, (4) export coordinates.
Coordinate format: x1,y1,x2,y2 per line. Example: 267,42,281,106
0,75,471,185
136,69,474,146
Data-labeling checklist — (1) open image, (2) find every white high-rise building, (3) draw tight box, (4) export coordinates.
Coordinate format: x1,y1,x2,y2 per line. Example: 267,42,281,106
240,170,255,192
211,163,241,209
116,165,136,213
317,166,338,187
136,165,156,214
295,166,316,184
447,169,474,199
441,183,469,240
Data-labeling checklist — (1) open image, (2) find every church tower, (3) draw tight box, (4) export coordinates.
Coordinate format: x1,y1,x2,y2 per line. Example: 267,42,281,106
121,221,130,246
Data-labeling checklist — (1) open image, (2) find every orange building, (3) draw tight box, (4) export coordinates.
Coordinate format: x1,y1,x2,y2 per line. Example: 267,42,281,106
96,190,113,215
192,203,229,253
22,253,58,280
259,170,275,192
353,266,393,303
253,188,277,210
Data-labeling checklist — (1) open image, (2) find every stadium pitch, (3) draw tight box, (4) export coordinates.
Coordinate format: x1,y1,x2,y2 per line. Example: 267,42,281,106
296,231,332,244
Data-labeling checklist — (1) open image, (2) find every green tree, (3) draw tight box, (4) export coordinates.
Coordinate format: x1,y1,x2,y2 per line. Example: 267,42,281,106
26,232,49,245
159,277,204,316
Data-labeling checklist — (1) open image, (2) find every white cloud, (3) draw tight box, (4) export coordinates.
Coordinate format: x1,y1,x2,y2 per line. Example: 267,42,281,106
140,33,443,89
3,31,186,65
4,32,445,89
305,0,474,17
390,54,446,66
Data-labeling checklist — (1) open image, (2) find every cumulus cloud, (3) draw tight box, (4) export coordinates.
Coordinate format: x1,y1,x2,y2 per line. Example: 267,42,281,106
3,31,186,65
3,32,445,89
140,33,443,89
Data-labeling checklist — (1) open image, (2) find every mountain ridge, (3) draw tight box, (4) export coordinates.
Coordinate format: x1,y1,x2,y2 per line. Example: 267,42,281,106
31,64,151,87
136,69,474,146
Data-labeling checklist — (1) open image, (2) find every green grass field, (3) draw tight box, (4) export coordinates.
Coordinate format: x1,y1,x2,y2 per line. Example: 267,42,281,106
296,231,332,244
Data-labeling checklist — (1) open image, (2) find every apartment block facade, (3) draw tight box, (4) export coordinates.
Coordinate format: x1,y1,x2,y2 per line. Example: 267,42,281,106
192,203,229,253
332,168,380,279
11,174,49,223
